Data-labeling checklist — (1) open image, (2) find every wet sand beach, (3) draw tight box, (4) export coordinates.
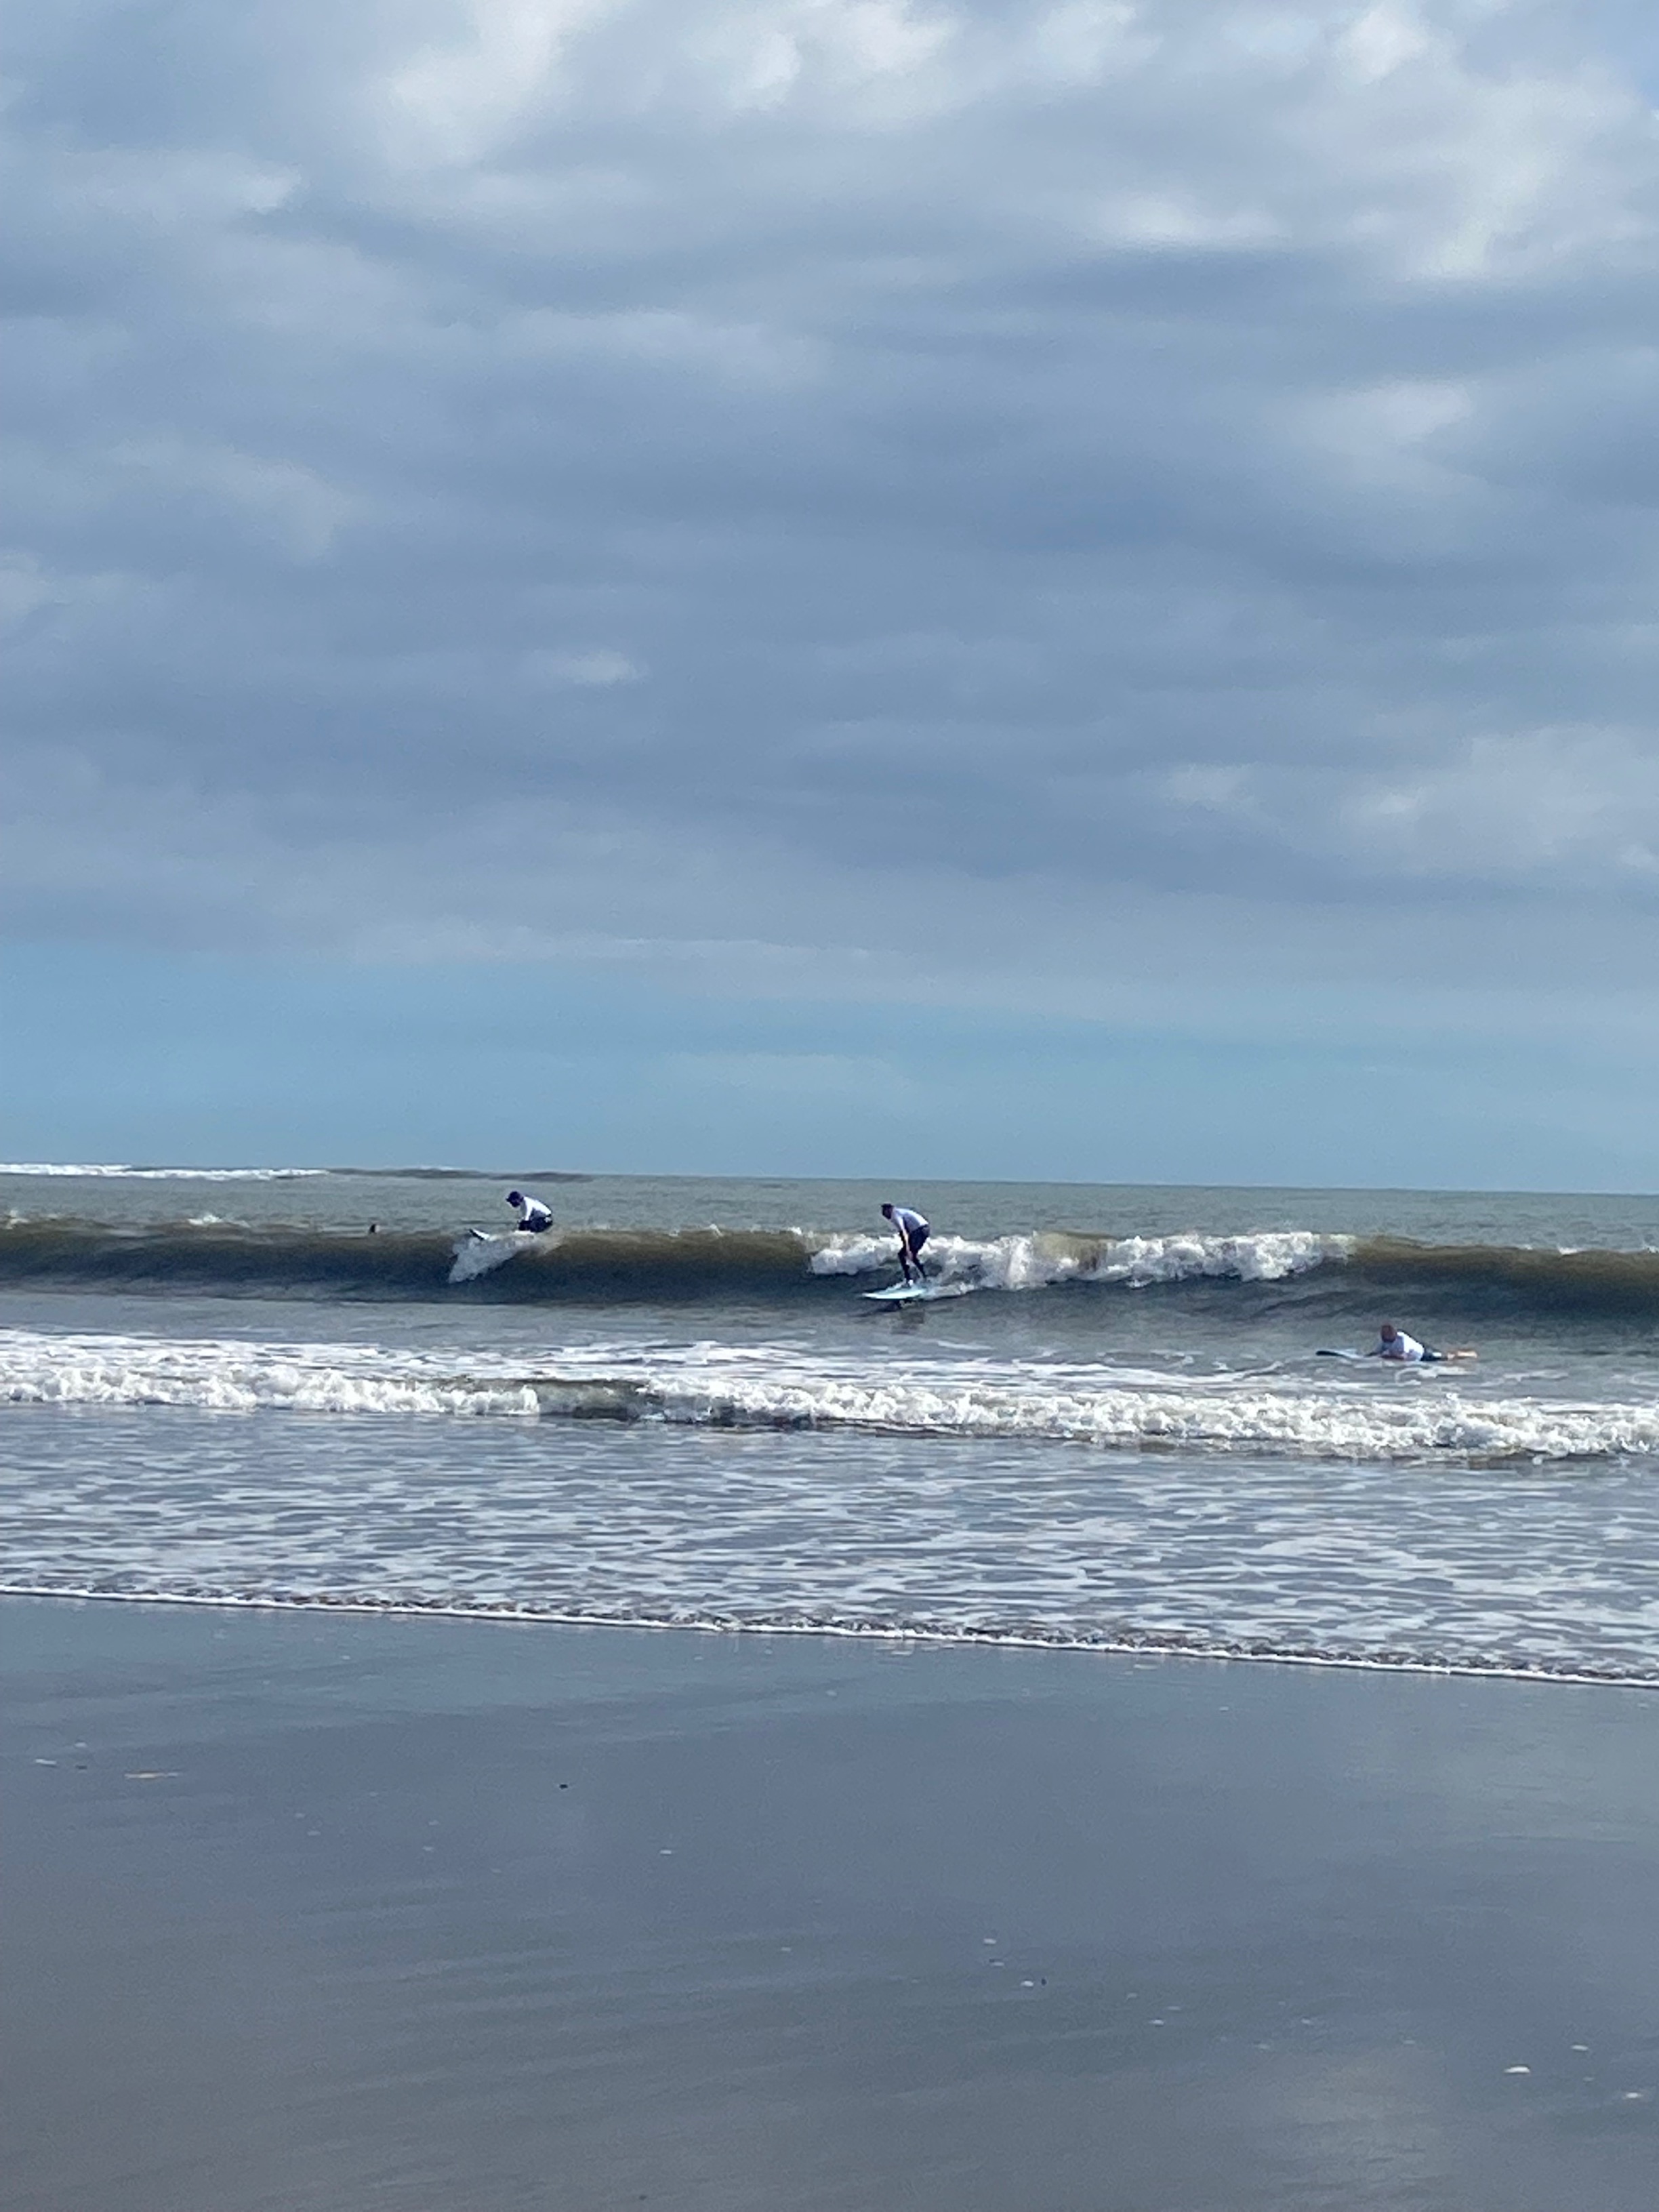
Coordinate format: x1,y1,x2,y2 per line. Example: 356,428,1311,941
7,1598,1659,2211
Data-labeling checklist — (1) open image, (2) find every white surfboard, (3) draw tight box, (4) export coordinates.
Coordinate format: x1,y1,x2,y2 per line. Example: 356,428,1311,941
861,1279,966,1305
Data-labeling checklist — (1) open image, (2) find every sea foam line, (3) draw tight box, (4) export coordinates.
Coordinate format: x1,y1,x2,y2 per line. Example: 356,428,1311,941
5,1582,1657,1691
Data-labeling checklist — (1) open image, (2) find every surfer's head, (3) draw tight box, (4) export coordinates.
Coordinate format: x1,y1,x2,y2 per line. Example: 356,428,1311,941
880,1203,894,1220
507,1191,524,1207
1379,1322,1398,1342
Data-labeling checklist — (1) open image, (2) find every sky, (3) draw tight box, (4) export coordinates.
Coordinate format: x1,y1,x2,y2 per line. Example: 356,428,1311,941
7,0,1659,1185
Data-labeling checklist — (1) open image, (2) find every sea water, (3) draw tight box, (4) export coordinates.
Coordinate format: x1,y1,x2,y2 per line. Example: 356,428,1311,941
5,1166,1659,1682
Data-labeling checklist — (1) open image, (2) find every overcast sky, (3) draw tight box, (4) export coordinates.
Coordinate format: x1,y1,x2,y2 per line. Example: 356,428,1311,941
7,0,1659,1183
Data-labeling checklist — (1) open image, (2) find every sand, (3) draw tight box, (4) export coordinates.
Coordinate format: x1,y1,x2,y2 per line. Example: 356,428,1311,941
6,1597,1659,2211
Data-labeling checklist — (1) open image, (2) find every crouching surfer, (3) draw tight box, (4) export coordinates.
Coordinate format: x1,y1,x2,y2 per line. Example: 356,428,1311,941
881,1202,930,1284
507,1189,554,1234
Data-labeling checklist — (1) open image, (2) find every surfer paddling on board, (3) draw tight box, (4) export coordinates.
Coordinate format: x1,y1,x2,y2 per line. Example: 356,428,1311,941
506,1189,554,1235
1368,1322,1473,1365
882,1202,930,1284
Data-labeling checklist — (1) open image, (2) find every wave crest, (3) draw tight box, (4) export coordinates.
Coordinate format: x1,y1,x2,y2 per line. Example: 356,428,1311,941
810,1228,1347,1289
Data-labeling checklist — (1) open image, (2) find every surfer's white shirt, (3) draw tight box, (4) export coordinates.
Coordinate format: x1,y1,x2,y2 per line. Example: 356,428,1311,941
888,1206,928,1237
513,1195,553,1231
1375,1330,1425,1362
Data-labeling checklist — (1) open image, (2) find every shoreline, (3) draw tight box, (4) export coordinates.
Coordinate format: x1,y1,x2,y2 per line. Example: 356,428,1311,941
6,1581,1659,1692
9,1595,1659,2211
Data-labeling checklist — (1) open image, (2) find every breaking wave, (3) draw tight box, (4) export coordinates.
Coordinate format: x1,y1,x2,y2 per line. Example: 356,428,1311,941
7,1326,1658,1464
0,1218,1344,1303
805,1227,1343,1289
5,1211,1659,1319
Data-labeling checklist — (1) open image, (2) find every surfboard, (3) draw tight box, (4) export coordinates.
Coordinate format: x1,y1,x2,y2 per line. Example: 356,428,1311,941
1317,1347,1478,1364
862,1279,962,1304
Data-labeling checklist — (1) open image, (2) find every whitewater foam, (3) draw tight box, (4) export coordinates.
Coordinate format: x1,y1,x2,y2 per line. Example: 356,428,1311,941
10,1372,1659,1687
7,1325,1658,1464
808,1228,1351,1290
0,1330,539,1418
449,1230,536,1284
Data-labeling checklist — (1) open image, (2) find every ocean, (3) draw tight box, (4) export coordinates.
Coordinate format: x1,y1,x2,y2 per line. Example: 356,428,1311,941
7,1165,1659,1685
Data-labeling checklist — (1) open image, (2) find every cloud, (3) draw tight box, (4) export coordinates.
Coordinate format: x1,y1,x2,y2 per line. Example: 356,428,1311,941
523,646,643,685
7,0,1659,1024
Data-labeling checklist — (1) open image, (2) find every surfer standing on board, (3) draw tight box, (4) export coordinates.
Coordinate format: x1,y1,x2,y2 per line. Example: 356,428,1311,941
506,1189,554,1234
882,1202,930,1284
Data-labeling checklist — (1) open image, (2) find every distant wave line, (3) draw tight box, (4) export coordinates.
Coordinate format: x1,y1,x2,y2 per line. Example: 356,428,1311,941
0,1163,331,1181
0,1163,591,1182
